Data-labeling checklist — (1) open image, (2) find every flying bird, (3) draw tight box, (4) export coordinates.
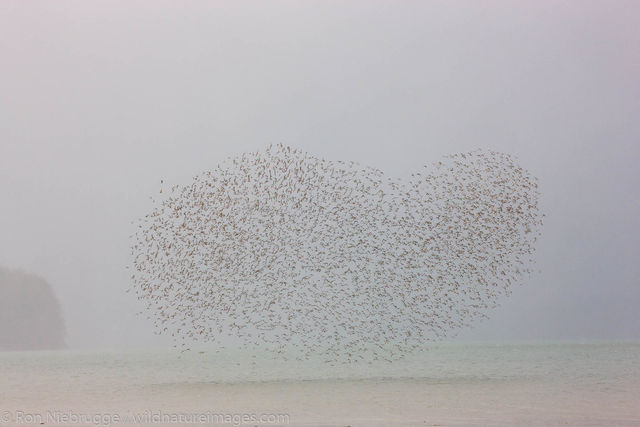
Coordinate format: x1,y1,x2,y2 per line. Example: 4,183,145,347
129,144,543,363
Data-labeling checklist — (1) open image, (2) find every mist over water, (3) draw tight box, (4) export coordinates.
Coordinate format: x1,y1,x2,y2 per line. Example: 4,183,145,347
1,2,638,350
0,2,639,425
2,342,639,425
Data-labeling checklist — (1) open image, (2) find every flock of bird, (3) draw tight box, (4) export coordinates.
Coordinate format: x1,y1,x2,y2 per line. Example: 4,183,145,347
130,144,543,363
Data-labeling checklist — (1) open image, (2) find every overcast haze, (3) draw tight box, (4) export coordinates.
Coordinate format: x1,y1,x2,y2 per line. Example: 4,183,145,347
1,1,639,349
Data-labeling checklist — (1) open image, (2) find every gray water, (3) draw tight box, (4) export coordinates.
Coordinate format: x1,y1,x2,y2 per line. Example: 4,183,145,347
1,342,639,426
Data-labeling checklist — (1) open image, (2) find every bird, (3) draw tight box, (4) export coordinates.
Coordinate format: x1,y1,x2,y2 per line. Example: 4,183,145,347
129,144,543,363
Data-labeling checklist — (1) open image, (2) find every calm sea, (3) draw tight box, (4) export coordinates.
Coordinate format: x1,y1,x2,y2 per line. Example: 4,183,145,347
1,342,639,426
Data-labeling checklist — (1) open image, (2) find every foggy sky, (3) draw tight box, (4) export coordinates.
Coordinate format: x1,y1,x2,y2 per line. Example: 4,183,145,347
1,1,639,349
